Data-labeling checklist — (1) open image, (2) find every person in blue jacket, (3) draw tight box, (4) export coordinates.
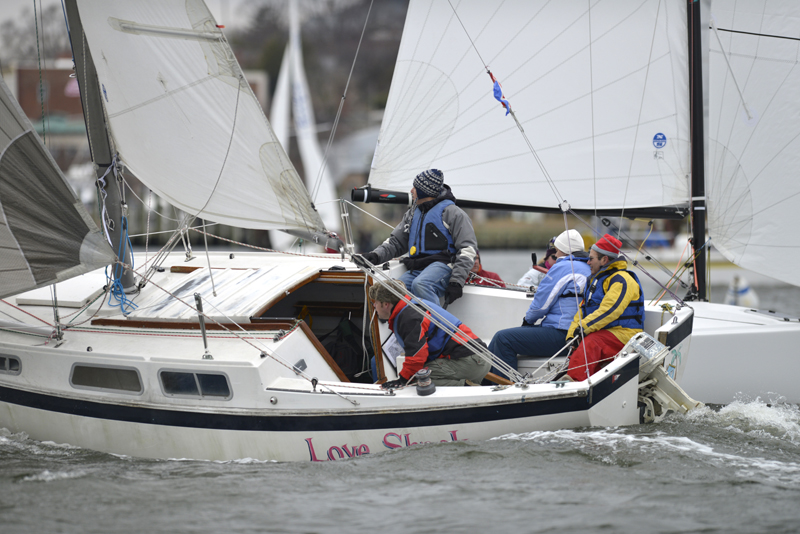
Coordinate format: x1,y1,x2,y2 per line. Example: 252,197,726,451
354,169,478,306
487,229,591,379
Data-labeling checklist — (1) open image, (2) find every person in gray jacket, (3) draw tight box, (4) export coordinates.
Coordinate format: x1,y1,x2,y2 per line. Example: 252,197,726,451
355,169,478,306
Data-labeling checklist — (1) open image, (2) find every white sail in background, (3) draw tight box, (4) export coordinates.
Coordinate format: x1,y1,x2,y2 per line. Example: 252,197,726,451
268,0,340,250
74,0,325,233
369,0,691,213
270,45,292,150
0,77,115,299
268,44,297,250
287,0,339,234
706,0,800,287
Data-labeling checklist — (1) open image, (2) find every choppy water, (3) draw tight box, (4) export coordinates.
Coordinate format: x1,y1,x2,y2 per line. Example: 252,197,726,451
3,251,800,532
2,399,800,533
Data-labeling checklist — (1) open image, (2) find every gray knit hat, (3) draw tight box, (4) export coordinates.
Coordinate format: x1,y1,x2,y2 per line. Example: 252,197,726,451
413,169,444,199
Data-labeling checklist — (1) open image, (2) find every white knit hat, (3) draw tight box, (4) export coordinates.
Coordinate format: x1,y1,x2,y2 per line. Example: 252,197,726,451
554,229,584,254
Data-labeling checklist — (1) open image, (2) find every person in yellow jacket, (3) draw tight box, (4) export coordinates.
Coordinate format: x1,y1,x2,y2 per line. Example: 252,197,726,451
563,234,644,381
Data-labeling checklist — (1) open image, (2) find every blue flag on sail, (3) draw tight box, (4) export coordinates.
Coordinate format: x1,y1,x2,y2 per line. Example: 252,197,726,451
493,80,510,116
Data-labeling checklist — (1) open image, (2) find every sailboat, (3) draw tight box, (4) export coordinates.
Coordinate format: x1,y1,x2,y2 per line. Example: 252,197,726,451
356,0,800,404
268,0,340,251
0,0,699,462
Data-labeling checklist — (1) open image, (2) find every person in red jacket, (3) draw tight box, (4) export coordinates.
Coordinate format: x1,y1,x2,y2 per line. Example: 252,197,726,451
369,280,490,388
467,250,505,288
564,234,644,381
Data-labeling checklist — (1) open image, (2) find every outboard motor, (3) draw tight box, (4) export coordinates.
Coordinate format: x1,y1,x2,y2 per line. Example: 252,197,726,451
623,333,703,423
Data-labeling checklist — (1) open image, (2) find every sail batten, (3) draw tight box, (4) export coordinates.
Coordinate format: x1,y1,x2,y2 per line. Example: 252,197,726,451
369,0,691,213
74,0,325,233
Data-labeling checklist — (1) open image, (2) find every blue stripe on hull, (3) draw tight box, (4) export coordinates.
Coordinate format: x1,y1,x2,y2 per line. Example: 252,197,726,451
0,357,638,432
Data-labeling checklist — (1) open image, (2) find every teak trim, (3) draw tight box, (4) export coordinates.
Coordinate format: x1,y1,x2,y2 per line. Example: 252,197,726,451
90,318,296,330
296,321,350,382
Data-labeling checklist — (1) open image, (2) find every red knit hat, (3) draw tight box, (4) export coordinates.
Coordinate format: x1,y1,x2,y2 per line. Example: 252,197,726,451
591,234,622,259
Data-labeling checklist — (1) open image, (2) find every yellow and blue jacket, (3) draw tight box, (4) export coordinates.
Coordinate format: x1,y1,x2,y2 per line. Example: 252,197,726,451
567,259,644,345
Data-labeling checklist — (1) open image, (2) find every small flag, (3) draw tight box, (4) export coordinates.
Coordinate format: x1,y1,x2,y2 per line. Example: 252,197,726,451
493,80,510,116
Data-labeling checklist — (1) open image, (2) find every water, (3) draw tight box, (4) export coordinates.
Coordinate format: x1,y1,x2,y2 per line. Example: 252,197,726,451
3,400,800,533
3,251,800,532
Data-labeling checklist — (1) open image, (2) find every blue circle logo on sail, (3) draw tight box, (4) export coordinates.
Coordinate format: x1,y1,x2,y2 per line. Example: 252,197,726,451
653,133,667,149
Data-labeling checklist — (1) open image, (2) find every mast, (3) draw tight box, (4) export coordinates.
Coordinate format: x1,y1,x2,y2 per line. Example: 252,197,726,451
687,0,707,301
64,0,136,292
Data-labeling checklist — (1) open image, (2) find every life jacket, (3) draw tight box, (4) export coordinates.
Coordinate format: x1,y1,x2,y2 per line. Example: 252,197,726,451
388,297,463,361
582,266,644,330
408,200,456,257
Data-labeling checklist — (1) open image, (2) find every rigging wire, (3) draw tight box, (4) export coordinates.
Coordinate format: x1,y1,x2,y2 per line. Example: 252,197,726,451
310,0,374,204
617,0,664,232
445,0,565,207
123,262,363,405
359,258,524,383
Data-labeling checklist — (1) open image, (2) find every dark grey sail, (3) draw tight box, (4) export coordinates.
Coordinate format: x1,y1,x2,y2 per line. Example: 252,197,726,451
0,76,115,299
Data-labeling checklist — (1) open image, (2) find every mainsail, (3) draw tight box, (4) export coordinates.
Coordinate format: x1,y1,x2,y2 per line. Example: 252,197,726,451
73,0,325,233
369,0,691,215
707,0,800,287
0,77,115,299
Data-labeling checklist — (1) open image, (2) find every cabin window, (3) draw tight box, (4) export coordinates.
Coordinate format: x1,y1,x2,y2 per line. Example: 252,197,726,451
70,364,142,394
159,371,231,399
0,354,21,375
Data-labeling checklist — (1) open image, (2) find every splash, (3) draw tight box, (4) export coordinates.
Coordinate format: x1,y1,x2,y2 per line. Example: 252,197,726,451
21,469,88,483
687,396,800,443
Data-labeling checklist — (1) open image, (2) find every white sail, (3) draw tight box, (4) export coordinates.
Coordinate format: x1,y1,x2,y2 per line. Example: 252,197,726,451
270,45,292,150
287,0,340,234
0,77,115,299
268,44,298,251
74,0,325,233
707,0,800,287
369,0,691,213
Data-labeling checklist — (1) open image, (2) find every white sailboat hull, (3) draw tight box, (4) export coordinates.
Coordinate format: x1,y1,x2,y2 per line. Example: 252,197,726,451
678,302,800,404
0,361,639,462
0,252,695,462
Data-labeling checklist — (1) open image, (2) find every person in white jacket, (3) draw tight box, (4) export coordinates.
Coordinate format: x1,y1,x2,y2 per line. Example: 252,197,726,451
488,229,590,378
517,237,557,288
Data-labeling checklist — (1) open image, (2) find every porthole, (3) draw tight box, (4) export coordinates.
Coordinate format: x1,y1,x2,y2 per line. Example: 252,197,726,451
159,370,231,399
0,354,21,375
70,364,142,394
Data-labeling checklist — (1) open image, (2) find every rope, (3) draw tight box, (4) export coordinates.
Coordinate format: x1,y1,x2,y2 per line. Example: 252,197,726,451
106,214,137,314
465,272,508,289
356,255,524,383
0,299,53,326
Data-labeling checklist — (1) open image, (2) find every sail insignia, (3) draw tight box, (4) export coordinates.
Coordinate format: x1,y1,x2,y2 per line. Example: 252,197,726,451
369,0,692,213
